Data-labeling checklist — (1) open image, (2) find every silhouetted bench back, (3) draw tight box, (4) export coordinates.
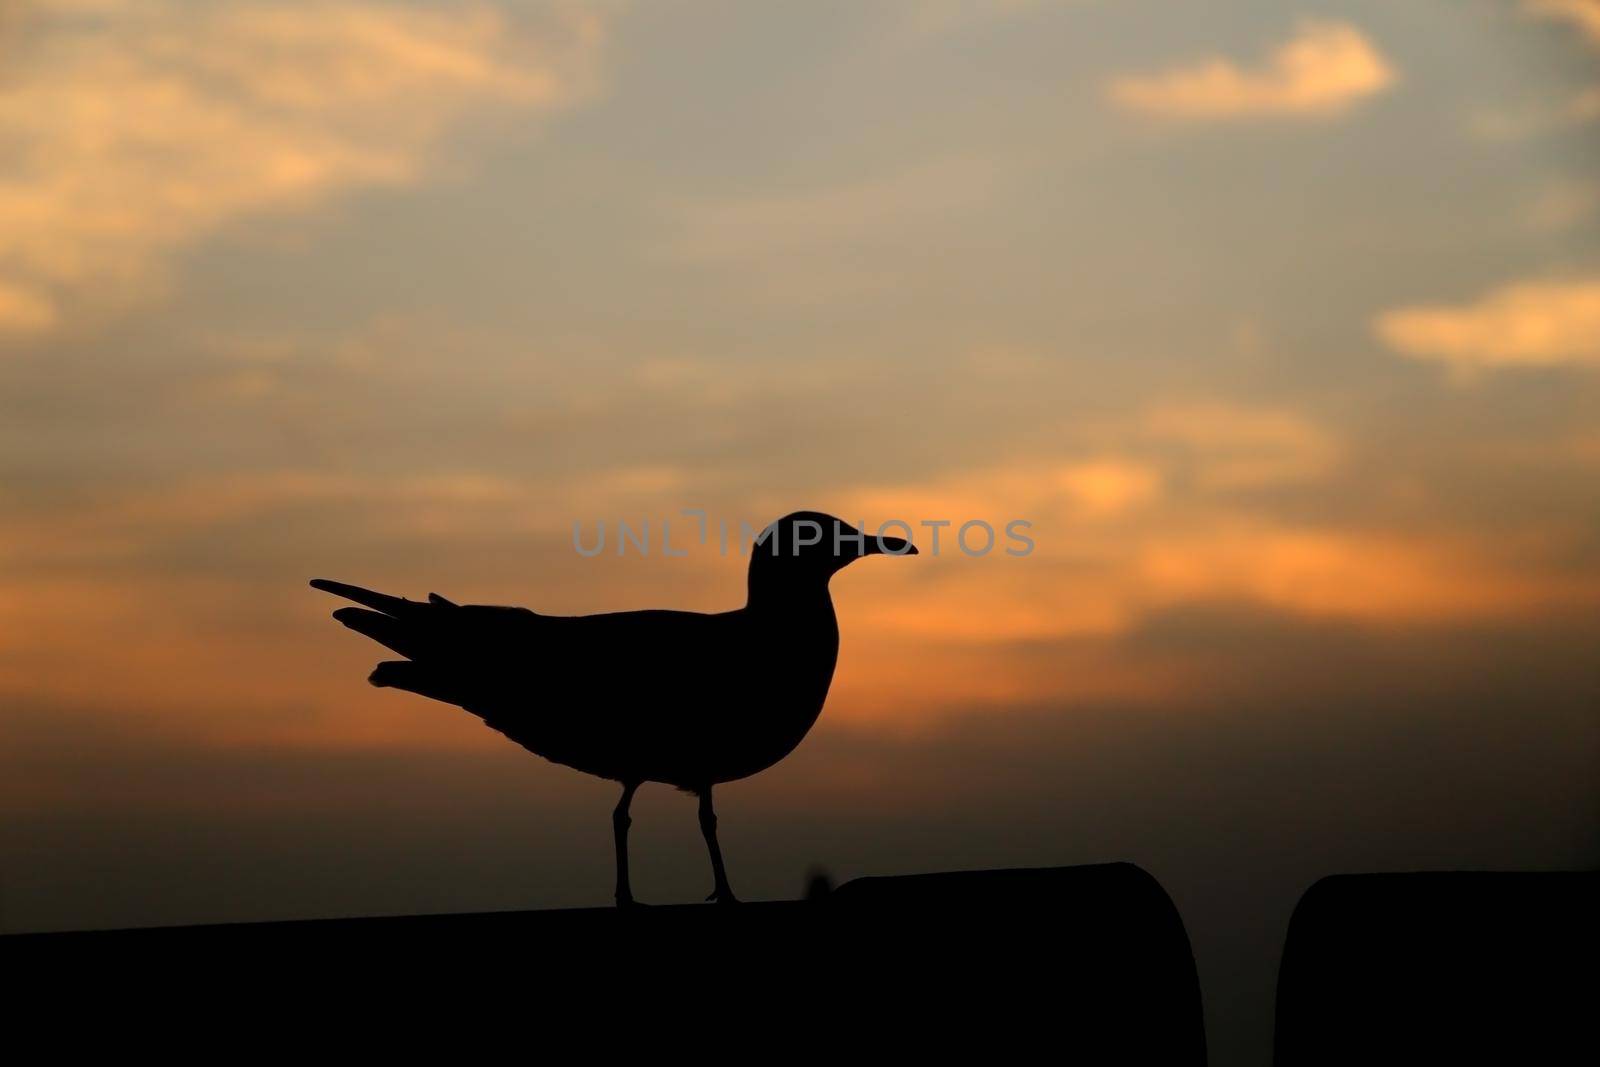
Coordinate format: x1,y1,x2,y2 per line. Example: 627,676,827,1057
827,863,1206,1062
1275,871,1599,1066
5,863,1204,1061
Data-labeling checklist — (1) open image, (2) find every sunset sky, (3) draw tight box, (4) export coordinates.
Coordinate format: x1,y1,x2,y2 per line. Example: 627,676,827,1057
2,1,1597,1060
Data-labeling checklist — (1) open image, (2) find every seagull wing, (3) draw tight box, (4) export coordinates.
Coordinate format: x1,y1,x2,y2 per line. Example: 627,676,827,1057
310,578,740,781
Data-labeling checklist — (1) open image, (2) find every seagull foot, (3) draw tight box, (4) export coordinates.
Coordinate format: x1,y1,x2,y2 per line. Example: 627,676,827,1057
705,888,741,905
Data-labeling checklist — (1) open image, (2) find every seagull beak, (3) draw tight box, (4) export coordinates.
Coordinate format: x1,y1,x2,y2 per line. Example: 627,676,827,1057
863,534,918,556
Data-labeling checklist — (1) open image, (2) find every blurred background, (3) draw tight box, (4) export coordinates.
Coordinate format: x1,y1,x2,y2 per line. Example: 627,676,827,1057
2,1,1596,1061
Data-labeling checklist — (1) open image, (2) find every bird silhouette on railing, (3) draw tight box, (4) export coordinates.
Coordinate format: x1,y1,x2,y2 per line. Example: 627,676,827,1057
311,511,917,905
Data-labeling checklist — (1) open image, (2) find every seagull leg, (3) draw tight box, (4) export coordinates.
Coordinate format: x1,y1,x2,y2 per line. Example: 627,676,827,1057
614,781,641,907
698,787,739,904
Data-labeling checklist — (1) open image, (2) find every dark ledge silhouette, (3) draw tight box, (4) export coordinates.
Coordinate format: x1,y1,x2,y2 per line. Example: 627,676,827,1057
311,511,917,907
3,863,1206,1062
1275,870,1599,1066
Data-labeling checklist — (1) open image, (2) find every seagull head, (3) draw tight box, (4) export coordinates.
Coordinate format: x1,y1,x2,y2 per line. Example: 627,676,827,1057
747,511,917,602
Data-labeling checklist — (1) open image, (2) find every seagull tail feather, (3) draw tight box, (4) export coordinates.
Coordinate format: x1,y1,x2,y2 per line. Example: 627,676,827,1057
369,661,465,705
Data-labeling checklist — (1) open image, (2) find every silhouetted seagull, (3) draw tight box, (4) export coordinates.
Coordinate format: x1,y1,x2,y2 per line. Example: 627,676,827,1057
311,511,917,906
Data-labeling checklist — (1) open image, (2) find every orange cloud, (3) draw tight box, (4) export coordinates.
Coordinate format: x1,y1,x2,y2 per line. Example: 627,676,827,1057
829,408,1598,652
1134,522,1598,624
1528,0,1600,46
0,1,605,336
1108,21,1396,120
0,280,57,333
1375,279,1600,370
1141,403,1339,491
5,396,1596,740
843,512,1596,646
